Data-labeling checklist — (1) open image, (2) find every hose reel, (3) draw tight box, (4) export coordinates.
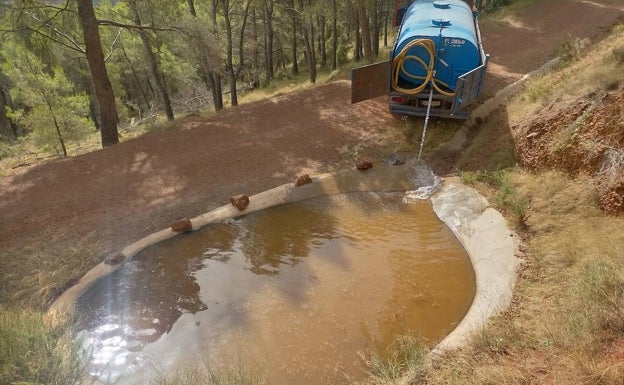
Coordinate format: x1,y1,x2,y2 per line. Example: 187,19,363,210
390,38,456,97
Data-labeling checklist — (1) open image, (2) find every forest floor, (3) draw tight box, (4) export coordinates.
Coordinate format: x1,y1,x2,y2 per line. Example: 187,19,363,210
0,0,623,337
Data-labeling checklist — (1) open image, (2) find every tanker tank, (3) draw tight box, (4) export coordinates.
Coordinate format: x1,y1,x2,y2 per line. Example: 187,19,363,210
392,0,480,93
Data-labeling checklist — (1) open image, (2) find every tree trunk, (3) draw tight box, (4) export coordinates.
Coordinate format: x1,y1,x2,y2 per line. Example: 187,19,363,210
213,74,223,110
187,0,197,17
80,71,100,131
263,0,275,81
354,8,361,61
189,0,222,111
384,3,389,47
0,82,18,140
356,0,372,61
237,1,252,80
76,0,119,147
302,20,316,83
209,0,224,110
52,116,68,158
290,0,299,75
319,14,326,67
331,0,337,70
143,69,156,98
121,40,150,112
220,0,238,106
251,6,260,83
88,98,100,131
347,1,352,41
279,41,286,70
129,0,174,121
372,0,379,56
44,96,68,158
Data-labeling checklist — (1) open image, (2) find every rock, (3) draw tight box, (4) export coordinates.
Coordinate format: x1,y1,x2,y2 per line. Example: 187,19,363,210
105,253,125,265
356,159,373,171
295,174,312,187
171,218,193,233
230,194,250,211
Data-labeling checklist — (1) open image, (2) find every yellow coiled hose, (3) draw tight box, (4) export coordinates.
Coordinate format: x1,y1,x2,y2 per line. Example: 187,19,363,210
391,38,455,97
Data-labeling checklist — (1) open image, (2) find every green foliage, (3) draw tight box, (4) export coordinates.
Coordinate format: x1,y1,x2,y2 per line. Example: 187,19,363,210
613,23,624,34
175,14,222,72
151,361,264,385
337,38,353,65
365,335,428,384
157,44,197,93
479,0,514,12
1,43,91,157
0,308,87,385
461,169,528,222
525,77,552,103
0,140,11,160
559,35,585,65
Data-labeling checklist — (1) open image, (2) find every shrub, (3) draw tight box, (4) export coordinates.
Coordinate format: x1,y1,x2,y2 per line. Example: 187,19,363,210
525,78,553,103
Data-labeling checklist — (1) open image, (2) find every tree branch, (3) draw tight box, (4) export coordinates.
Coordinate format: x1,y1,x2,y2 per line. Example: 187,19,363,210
35,1,72,26
104,28,123,62
26,27,86,54
97,19,181,33
26,11,86,53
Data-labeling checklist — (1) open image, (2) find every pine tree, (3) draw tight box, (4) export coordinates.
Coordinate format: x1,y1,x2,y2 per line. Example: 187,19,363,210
2,44,91,158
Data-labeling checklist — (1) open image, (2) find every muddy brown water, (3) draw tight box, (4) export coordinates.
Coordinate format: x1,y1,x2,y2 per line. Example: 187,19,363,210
76,192,475,385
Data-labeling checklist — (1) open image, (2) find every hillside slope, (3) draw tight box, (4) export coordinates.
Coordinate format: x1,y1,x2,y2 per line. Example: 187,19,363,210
510,28,624,214
422,20,624,385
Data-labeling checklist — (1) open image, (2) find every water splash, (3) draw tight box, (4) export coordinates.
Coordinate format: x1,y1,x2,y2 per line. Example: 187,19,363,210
403,159,442,202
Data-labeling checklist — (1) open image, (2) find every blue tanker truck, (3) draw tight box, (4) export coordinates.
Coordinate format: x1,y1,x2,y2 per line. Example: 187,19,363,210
351,0,489,119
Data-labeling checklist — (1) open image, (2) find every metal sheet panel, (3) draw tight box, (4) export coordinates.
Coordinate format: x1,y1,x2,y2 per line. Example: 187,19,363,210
452,56,488,113
351,61,390,104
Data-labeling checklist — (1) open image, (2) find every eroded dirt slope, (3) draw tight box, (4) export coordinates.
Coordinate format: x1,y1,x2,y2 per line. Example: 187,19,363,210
513,87,624,214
